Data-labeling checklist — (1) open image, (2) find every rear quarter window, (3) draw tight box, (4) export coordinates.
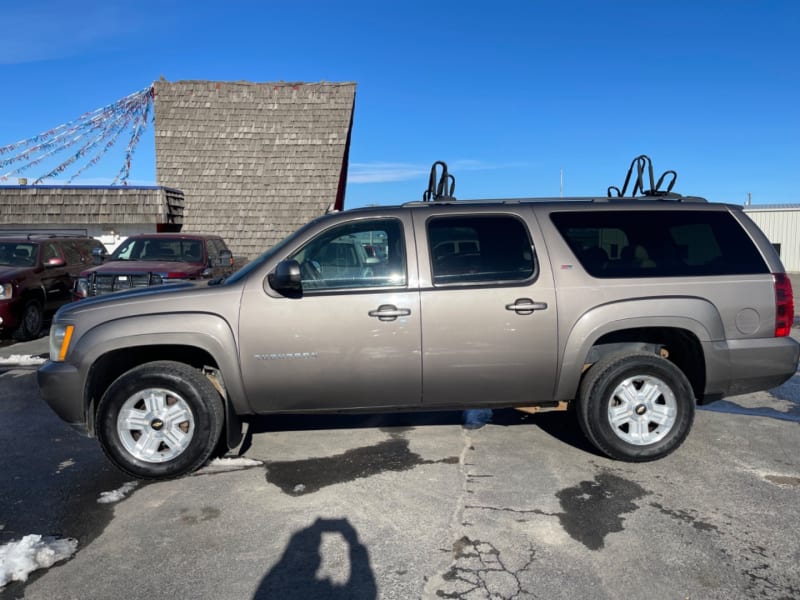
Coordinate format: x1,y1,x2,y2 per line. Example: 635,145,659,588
550,210,769,278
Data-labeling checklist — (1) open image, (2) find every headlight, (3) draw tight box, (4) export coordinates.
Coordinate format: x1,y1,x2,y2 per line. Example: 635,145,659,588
0,283,12,299
49,323,75,362
74,278,89,299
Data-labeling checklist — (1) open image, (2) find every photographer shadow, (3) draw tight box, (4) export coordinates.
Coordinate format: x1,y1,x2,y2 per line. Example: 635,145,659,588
253,517,377,600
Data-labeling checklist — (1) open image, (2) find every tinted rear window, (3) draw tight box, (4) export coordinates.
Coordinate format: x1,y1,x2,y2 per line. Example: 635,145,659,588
550,210,768,278
428,215,535,285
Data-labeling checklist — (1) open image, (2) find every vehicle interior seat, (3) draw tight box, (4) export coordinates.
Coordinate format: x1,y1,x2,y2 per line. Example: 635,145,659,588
183,245,202,262
144,246,175,260
581,246,610,273
633,245,656,268
12,247,32,266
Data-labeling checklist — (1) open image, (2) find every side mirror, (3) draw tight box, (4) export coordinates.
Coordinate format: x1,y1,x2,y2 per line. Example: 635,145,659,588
268,259,302,293
92,246,107,265
219,250,233,268
44,257,66,268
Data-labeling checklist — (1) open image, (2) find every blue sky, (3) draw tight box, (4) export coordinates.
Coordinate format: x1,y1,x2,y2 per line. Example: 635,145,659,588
0,0,797,208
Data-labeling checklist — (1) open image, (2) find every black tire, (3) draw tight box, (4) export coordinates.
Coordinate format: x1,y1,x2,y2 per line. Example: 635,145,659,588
576,352,695,462
96,361,224,479
13,298,43,341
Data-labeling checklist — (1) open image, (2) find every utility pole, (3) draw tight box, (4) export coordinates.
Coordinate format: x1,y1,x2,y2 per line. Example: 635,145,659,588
560,168,563,198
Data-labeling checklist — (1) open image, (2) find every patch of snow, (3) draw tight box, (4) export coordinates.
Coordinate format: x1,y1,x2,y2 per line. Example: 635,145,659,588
198,457,263,474
97,481,139,504
0,534,78,588
56,459,75,474
0,354,47,366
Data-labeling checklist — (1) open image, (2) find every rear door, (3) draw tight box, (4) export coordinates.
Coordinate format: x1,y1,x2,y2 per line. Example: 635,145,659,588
413,208,559,406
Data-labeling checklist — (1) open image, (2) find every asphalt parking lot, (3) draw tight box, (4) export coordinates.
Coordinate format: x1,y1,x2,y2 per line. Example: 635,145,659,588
1,327,799,599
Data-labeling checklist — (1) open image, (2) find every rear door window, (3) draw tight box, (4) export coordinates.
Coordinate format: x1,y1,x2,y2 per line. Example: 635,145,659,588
551,210,769,278
61,240,84,266
427,215,535,285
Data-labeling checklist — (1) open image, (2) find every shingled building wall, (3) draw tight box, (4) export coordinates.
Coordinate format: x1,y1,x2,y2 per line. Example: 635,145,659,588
153,80,356,260
0,186,183,228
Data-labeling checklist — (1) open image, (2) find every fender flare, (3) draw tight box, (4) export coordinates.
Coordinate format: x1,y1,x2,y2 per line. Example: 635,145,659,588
75,312,250,418
555,296,724,399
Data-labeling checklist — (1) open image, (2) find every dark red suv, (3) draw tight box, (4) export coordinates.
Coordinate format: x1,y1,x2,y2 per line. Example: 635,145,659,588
74,233,234,298
0,234,106,340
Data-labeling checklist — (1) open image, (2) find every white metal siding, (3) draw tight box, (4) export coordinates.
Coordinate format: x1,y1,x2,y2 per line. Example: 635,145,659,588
744,207,800,272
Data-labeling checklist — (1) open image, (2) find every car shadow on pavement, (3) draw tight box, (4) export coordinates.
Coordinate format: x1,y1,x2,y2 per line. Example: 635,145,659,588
237,408,601,458
517,410,603,457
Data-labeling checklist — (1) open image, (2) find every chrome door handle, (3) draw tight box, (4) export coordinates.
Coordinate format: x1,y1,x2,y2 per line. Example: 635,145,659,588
505,298,548,314
368,304,411,321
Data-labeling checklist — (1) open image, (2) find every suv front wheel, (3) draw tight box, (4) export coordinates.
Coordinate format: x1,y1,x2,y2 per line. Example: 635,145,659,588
96,361,224,479
13,298,43,341
576,352,695,462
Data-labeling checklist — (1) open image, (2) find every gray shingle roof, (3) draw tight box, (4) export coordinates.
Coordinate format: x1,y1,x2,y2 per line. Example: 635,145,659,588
0,186,183,226
153,80,356,260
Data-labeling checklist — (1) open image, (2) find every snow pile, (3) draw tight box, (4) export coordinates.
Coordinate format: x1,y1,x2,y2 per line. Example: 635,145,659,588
97,481,139,504
200,457,263,474
0,354,47,366
0,534,78,587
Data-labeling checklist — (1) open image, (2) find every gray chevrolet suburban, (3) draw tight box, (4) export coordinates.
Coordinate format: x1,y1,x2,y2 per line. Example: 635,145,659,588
37,159,800,479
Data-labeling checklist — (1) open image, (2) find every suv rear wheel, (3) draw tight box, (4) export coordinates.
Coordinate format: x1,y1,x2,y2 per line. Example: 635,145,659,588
96,361,224,479
576,351,695,462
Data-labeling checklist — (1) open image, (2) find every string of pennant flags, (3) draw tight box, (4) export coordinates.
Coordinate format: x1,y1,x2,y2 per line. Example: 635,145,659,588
0,85,154,185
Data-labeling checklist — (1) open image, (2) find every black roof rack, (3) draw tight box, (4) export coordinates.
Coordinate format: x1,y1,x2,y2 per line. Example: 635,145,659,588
422,161,456,202
410,156,706,206
25,232,91,240
608,155,707,202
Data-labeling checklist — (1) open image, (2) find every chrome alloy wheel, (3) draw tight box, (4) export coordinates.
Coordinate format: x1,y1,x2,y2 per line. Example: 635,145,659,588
117,388,196,463
606,375,677,446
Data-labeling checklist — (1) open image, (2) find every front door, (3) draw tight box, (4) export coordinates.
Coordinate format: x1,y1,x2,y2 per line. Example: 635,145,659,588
414,210,559,406
239,216,421,412
39,241,73,310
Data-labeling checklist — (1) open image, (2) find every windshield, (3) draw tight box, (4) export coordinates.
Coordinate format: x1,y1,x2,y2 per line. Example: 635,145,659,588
111,238,204,262
0,242,38,267
222,226,310,286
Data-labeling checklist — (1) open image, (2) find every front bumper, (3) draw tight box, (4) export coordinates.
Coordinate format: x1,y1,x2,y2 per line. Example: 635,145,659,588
0,299,22,333
37,360,91,435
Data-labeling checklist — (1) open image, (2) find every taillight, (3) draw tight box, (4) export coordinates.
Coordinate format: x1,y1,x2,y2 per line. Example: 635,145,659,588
773,273,794,337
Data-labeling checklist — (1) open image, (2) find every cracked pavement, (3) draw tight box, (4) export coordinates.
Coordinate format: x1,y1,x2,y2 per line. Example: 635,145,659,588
2,361,800,599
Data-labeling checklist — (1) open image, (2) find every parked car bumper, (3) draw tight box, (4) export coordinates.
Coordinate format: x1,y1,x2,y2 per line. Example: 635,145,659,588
704,336,800,400
37,360,90,435
0,298,23,334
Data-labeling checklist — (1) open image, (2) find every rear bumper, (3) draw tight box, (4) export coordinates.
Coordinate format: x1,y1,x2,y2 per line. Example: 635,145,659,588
37,360,90,435
704,336,800,400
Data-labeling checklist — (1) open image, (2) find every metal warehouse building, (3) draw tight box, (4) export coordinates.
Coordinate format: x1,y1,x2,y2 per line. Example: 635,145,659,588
744,204,800,273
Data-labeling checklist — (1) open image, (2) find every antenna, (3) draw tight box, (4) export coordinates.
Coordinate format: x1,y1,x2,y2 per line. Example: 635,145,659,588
560,168,563,198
